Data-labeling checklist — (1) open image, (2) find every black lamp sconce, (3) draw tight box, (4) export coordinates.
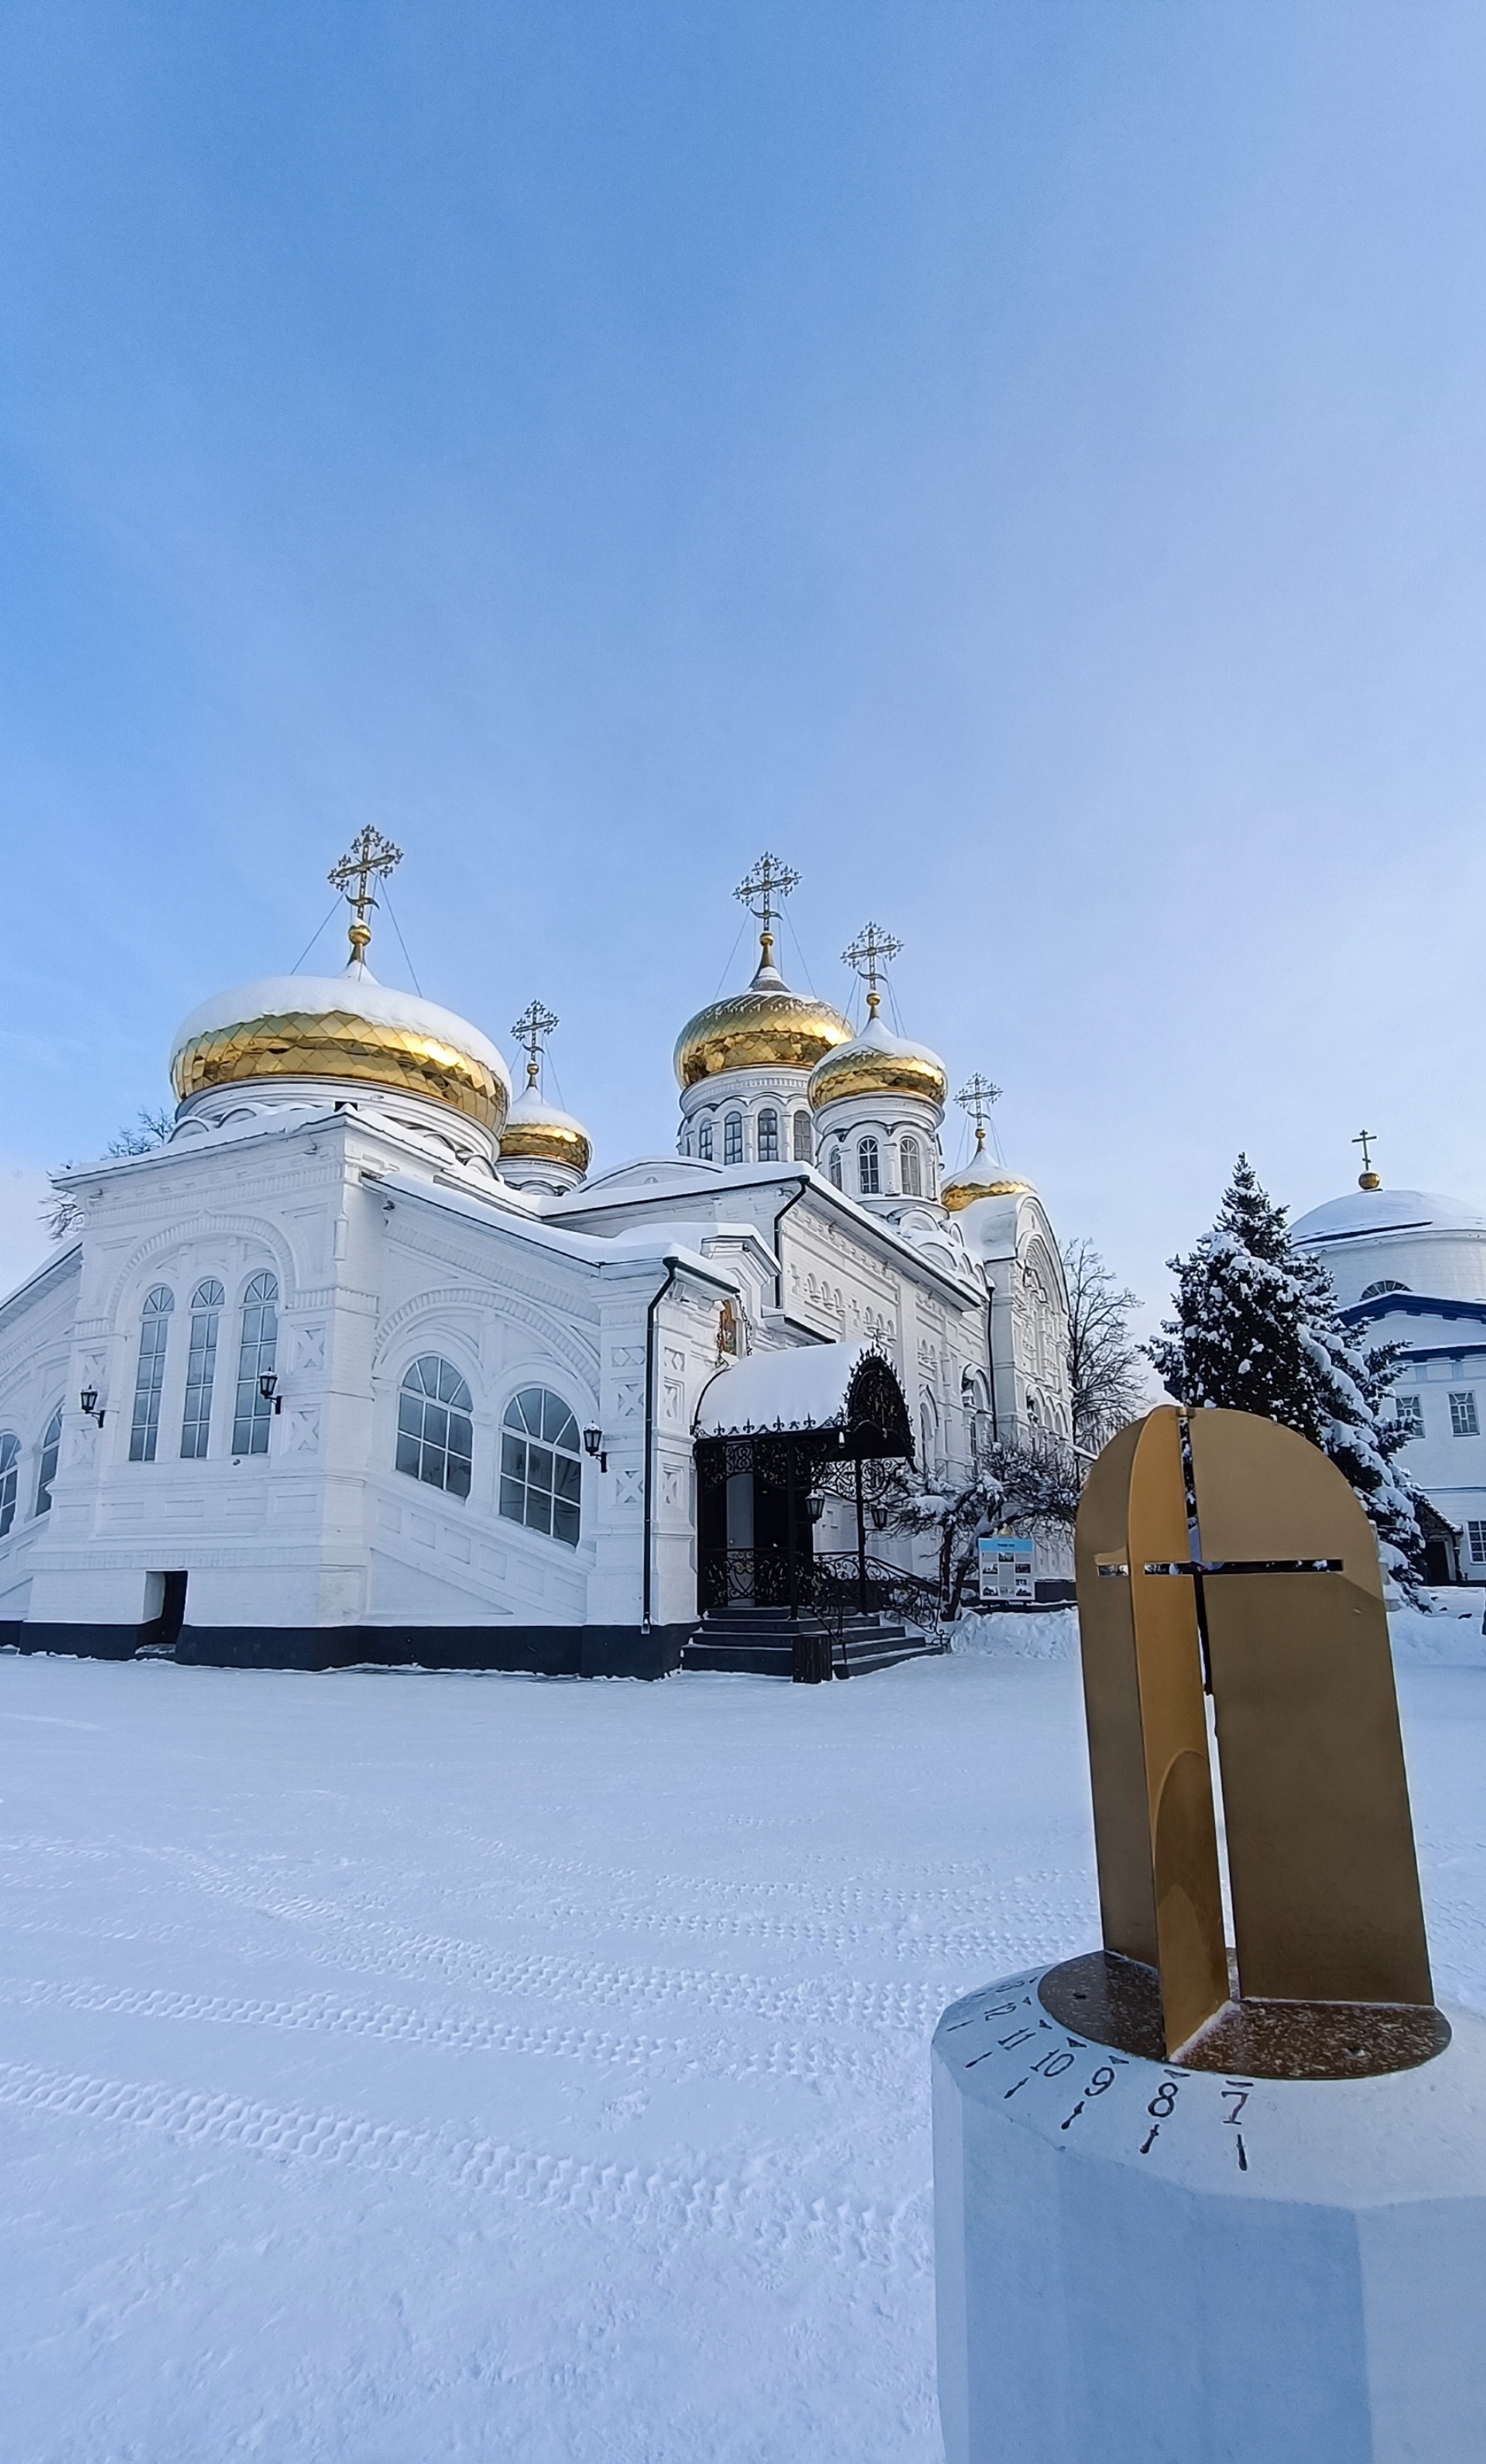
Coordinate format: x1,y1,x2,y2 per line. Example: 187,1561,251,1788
583,1425,607,1473
80,1388,104,1428
258,1371,282,1415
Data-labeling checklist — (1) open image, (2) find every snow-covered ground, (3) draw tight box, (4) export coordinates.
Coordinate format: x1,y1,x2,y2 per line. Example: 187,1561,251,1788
3,1627,1485,2462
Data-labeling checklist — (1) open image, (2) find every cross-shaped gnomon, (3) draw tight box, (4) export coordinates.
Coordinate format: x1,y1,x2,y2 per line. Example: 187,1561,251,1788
1075,1404,1433,2062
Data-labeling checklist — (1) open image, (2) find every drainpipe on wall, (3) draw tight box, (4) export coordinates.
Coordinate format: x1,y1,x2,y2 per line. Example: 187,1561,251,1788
641,1251,737,1635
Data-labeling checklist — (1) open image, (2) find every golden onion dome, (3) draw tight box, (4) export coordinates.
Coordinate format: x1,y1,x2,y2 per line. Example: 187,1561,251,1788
941,1165,1035,1213
674,948,851,1090
169,963,511,1135
807,1008,948,1114
499,1084,592,1178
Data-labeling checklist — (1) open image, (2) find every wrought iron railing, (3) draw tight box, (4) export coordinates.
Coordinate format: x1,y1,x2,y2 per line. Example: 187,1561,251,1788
698,1545,949,1671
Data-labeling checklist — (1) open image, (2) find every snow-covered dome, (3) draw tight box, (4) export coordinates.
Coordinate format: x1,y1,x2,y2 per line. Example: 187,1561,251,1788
940,1124,1035,1215
674,947,851,1090
807,1011,948,1113
1291,1181,1486,1312
169,960,511,1136
498,1083,592,1195
1291,1188,1486,1244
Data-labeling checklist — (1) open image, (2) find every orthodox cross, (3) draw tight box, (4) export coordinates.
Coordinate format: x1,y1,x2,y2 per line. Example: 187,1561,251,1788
734,852,800,972
1353,1128,1380,1190
956,1073,1002,1155
512,999,559,1092
842,920,902,1020
328,826,403,967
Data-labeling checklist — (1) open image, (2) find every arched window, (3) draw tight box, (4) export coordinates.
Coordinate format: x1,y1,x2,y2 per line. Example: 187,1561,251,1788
724,1112,744,1166
1361,1280,1410,1299
180,1278,224,1460
858,1136,880,1196
697,1121,714,1162
232,1271,279,1456
129,1285,175,1463
396,1354,474,1497
900,1136,922,1196
0,1432,18,1538
35,1405,62,1517
756,1107,779,1162
501,1387,582,1545
793,1111,813,1163
828,1147,843,1189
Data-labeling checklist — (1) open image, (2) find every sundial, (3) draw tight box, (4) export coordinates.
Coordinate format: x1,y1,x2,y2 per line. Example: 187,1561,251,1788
933,1405,1486,2464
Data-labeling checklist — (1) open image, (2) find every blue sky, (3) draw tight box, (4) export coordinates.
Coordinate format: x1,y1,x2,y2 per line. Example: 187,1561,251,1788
2,1,1484,1326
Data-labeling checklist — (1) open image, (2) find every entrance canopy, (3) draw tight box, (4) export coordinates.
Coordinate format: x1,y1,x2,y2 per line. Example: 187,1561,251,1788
695,1341,912,1462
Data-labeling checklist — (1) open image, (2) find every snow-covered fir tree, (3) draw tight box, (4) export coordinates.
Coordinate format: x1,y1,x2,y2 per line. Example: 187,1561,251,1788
1150,1154,1426,1584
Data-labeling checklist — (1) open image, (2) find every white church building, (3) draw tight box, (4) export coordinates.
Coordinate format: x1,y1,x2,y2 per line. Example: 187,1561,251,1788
0,841,1073,1675
1292,1157,1486,1586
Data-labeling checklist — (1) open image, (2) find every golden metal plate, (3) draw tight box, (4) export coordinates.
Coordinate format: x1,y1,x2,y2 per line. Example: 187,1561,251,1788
1189,1411,1432,2008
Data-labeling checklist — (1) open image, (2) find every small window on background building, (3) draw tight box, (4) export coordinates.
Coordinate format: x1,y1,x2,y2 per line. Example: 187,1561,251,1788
1468,1520,1486,1565
397,1355,474,1497
35,1405,62,1516
757,1107,779,1162
0,1432,19,1538
793,1111,813,1162
233,1272,279,1456
1395,1394,1424,1438
900,1135,922,1196
129,1285,175,1463
724,1112,744,1165
1450,1391,1480,1437
1361,1280,1410,1300
858,1136,880,1195
828,1148,842,1189
180,1278,224,1460
697,1121,713,1162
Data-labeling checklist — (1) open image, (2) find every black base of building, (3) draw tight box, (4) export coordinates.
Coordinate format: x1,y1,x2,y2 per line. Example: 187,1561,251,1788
3,1622,693,1679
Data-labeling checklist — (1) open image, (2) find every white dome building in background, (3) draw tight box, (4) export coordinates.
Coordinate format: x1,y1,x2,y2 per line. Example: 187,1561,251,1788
1292,1152,1486,1586
0,838,1073,1674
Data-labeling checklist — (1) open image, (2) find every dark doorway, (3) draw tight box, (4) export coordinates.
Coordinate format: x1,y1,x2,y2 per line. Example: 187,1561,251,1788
152,1571,188,1653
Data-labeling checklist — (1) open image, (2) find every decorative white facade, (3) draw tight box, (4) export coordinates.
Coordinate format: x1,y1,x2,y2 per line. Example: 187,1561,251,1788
1292,1175,1486,1584
0,854,1073,1672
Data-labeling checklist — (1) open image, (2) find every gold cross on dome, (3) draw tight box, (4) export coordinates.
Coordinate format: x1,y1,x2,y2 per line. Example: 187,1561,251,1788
842,920,902,1019
328,826,403,966
957,1073,1002,1154
1354,1128,1381,1190
512,999,559,1091
734,852,800,970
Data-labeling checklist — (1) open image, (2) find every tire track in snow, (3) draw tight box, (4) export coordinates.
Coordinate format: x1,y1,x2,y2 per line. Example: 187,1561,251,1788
0,2058,927,2276
0,1976,906,2090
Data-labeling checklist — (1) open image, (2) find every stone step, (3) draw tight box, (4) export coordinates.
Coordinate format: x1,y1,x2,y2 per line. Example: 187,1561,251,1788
681,1620,937,1679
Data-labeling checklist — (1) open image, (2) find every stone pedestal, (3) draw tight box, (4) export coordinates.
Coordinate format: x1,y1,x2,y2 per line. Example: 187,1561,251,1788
933,1964,1486,2464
